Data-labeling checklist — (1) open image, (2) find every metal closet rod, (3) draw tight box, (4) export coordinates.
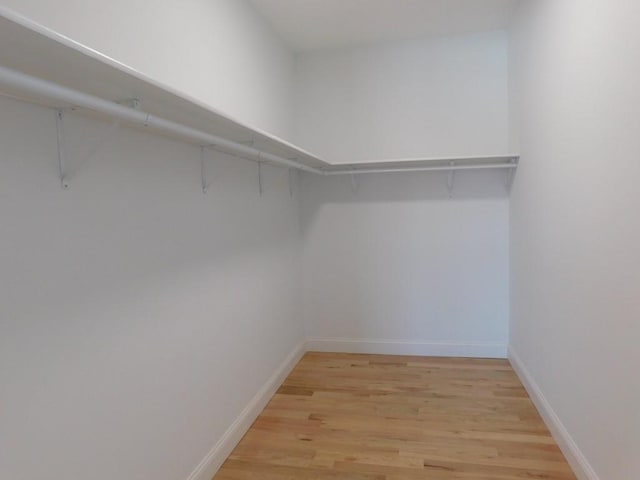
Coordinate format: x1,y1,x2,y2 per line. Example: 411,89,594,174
324,162,517,175
0,65,323,175
0,65,518,177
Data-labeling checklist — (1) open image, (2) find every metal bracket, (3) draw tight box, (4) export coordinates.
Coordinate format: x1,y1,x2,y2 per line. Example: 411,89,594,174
257,161,263,196
55,109,68,189
54,109,119,189
505,157,517,192
447,161,455,198
200,146,209,194
119,98,142,110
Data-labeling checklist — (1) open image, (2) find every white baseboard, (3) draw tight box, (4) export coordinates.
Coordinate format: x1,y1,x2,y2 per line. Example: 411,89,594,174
508,347,600,480
307,337,507,358
186,341,306,480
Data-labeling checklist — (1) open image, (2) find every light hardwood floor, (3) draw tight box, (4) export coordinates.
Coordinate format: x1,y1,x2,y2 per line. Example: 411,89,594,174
213,352,576,480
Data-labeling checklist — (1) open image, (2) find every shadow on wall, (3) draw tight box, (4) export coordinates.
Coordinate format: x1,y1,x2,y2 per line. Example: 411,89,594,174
300,168,513,229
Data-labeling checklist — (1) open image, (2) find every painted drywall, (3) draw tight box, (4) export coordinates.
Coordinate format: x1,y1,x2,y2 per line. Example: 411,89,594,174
0,96,304,480
0,0,294,138
509,1,640,479
300,171,510,356
250,0,520,52
296,31,510,355
293,31,510,163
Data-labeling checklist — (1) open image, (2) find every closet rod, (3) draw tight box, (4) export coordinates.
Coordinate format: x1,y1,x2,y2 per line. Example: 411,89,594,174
323,162,518,175
0,65,323,175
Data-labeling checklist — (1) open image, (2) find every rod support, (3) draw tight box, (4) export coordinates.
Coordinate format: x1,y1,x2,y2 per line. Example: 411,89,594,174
200,146,208,194
55,109,69,189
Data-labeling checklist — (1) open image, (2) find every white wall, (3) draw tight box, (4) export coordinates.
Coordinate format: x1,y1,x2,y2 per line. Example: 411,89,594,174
297,31,510,356
0,0,294,138
509,1,640,479
301,171,510,357
0,96,304,480
294,31,510,163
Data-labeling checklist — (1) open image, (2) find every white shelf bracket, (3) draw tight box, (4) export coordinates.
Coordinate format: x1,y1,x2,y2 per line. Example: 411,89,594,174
53,109,119,189
118,98,142,110
200,146,209,194
505,157,517,191
447,161,455,197
54,109,68,189
257,161,263,196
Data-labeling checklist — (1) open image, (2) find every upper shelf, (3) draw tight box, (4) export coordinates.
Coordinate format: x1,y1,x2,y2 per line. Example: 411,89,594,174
0,6,519,176
0,7,329,170
321,155,518,175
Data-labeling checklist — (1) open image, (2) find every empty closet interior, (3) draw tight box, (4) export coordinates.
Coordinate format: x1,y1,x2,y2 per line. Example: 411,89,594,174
0,1,637,480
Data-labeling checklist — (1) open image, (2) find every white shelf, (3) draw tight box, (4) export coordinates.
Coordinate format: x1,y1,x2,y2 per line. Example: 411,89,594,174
320,155,519,175
0,7,329,171
0,6,519,178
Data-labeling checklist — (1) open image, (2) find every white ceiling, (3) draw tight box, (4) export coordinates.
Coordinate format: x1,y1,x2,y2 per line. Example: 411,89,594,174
250,0,521,52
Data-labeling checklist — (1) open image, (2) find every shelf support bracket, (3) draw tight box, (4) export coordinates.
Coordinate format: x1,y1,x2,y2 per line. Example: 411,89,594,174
447,161,455,197
505,157,517,192
257,161,263,196
200,146,209,194
54,109,120,189
55,109,69,190
118,98,142,111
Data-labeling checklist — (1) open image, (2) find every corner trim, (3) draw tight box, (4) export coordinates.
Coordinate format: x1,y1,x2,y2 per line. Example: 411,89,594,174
508,346,600,480
306,337,507,358
185,341,306,480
